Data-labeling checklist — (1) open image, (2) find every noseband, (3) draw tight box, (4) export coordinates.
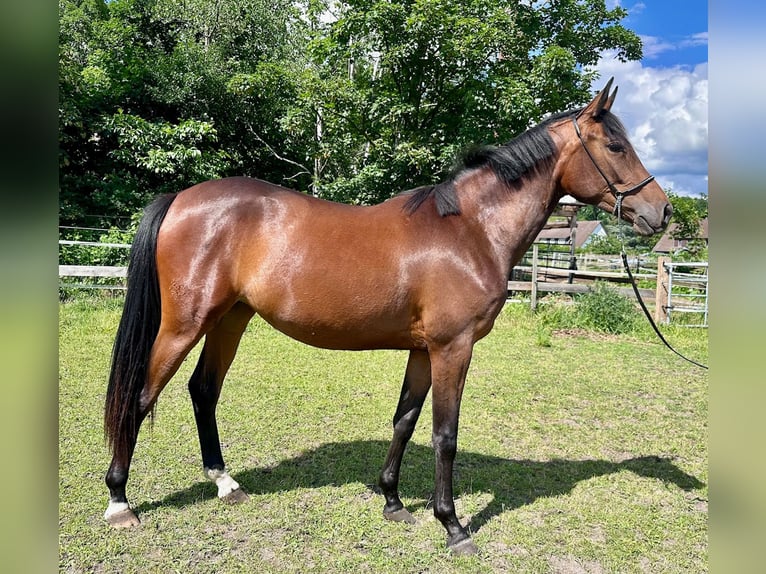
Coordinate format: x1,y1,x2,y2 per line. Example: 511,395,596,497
572,117,655,216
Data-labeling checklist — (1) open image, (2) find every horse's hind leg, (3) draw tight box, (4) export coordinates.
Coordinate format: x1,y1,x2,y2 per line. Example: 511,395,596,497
188,302,254,504
379,349,431,524
105,325,204,527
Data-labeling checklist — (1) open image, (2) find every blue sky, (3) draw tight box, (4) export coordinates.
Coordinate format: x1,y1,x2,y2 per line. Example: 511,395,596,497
592,1,708,198
622,0,707,69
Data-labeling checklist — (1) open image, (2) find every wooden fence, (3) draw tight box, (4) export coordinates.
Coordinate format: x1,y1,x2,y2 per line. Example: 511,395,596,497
507,244,656,308
59,237,707,326
58,237,129,290
507,247,708,327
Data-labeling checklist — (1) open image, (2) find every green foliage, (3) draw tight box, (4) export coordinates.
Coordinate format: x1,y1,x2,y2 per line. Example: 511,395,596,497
579,233,623,255
104,112,230,181
668,192,708,237
667,191,708,259
534,295,573,347
302,0,630,203
575,281,639,334
535,283,640,335
534,294,578,337
59,210,140,299
59,0,645,224
673,245,708,263
59,215,139,268
59,231,129,268
59,0,302,224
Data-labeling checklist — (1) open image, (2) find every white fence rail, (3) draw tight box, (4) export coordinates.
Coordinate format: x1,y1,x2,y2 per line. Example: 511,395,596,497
59,238,129,290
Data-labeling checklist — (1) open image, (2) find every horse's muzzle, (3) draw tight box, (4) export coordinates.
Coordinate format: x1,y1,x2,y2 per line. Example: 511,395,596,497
633,201,673,235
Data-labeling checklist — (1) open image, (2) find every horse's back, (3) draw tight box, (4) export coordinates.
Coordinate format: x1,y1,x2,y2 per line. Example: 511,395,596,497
155,177,426,348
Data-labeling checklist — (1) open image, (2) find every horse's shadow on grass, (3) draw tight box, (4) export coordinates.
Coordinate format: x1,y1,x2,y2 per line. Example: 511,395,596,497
135,440,704,534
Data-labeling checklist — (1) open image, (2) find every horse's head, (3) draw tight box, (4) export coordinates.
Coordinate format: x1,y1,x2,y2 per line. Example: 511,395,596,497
557,78,672,235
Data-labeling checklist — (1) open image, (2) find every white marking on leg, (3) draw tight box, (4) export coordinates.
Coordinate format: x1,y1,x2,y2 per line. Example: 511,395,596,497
104,501,131,519
204,467,241,498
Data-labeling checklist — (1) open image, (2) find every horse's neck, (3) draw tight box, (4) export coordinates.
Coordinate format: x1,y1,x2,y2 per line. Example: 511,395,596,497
460,167,561,275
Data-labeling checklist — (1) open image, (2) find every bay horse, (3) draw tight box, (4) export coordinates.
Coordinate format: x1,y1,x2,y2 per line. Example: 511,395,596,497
103,79,671,555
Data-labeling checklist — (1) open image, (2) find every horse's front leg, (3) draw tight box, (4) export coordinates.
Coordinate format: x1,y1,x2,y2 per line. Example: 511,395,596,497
430,341,478,556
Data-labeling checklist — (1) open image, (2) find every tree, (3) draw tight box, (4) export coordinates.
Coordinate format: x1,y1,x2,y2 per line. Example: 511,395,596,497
59,0,645,225
667,191,708,259
668,191,707,240
275,0,642,204
59,0,301,225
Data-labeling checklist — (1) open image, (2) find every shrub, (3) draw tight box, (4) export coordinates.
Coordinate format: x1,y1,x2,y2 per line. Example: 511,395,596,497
581,234,622,254
574,281,639,334
533,294,577,346
536,294,578,328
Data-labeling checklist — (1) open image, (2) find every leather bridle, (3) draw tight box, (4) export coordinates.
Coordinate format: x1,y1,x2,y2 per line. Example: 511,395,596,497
572,116,655,217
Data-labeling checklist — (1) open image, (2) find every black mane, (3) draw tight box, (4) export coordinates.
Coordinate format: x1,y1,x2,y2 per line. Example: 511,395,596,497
403,108,627,217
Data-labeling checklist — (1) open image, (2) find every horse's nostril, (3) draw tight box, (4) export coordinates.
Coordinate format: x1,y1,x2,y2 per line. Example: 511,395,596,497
663,203,673,226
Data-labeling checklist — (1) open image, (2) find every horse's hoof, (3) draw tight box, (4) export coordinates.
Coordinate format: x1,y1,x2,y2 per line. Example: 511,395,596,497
222,488,249,505
448,537,478,556
383,508,416,524
105,509,141,528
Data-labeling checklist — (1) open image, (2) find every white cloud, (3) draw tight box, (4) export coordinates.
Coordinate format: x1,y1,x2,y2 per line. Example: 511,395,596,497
592,53,708,197
608,1,646,15
605,0,645,11
639,32,708,61
639,35,676,59
681,32,709,48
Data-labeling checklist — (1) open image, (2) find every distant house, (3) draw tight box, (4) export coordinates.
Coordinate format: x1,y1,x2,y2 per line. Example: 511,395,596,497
652,218,708,254
535,220,606,249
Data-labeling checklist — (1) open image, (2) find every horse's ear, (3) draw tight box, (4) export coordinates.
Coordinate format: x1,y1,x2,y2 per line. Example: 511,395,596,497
578,77,616,119
604,85,618,113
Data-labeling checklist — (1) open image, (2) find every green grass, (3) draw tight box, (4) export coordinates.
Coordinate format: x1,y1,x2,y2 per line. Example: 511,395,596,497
59,298,707,573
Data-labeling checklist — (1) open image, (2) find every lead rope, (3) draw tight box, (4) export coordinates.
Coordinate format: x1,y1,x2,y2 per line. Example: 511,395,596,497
614,200,708,370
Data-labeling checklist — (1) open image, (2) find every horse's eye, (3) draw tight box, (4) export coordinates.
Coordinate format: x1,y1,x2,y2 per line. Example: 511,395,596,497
607,142,626,153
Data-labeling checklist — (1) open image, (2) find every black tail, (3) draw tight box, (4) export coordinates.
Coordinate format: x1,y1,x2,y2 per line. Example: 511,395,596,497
104,193,177,461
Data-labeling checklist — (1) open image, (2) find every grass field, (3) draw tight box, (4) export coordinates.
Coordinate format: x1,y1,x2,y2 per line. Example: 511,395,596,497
59,297,707,573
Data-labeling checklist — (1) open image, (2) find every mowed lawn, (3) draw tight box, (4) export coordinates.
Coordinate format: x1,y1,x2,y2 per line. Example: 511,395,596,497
59,298,707,573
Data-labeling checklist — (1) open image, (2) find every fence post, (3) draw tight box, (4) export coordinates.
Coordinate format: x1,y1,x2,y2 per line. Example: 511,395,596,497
655,256,670,324
531,243,539,311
